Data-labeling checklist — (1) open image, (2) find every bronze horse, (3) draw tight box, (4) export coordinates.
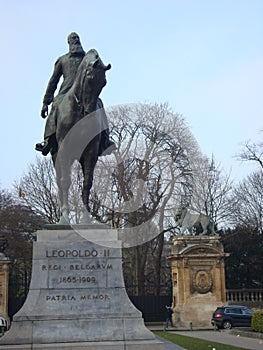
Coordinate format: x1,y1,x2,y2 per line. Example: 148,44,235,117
52,49,111,224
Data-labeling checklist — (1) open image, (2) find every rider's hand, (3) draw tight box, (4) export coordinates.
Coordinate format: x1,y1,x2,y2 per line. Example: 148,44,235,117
41,104,48,118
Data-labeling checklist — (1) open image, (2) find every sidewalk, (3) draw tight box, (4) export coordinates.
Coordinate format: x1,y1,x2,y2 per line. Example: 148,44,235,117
155,335,186,350
176,331,263,350
149,325,263,350
173,330,263,350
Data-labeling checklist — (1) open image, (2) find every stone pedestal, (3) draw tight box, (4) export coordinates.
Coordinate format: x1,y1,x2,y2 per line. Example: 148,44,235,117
0,226,163,349
0,255,11,326
168,236,229,327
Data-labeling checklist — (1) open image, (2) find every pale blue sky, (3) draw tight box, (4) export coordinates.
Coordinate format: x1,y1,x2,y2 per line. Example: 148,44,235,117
0,0,262,189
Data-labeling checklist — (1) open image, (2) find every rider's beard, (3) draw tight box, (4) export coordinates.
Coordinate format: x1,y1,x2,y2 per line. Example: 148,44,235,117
69,43,85,55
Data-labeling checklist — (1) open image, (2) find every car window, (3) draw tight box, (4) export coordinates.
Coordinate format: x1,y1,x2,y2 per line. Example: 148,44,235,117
241,309,253,315
216,308,224,313
225,308,241,314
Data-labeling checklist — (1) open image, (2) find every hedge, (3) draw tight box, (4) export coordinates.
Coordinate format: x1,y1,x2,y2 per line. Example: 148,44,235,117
251,311,263,333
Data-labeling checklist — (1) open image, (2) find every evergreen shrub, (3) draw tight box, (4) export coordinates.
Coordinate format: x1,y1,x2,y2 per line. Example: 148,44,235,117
251,311,263,332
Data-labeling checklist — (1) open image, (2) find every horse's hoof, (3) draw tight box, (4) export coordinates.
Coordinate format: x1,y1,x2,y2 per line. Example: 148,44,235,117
80,211,93,225
57,214,70,225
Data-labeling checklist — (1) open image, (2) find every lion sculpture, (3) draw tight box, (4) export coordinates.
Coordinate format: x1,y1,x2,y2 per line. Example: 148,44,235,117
174,206,216,236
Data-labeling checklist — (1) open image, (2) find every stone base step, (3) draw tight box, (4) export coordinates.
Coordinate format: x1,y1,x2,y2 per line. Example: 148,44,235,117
0,339,164,350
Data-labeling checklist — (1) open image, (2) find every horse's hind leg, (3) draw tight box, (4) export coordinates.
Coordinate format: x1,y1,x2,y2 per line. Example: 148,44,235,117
80,144,99,215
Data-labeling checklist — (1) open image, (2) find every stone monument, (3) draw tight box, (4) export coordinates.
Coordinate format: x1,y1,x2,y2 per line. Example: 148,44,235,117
0,33,164,348
0,225,163,349
168,235,229,327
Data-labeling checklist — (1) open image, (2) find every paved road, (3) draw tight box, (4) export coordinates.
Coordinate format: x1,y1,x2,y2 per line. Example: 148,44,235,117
174,330,263,350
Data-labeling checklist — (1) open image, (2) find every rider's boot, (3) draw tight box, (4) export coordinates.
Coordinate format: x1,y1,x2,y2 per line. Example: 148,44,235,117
35,134,56,156
35,138,50,156
35,138,51,156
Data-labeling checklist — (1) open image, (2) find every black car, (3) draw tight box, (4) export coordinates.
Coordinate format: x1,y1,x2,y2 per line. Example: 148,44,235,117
211,305,253,329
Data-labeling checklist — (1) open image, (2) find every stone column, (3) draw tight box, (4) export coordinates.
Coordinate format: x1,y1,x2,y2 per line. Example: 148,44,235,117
168,235,229,327
0,254,11,326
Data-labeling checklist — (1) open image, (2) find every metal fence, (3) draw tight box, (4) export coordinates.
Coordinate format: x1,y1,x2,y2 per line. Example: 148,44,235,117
129,295,172,322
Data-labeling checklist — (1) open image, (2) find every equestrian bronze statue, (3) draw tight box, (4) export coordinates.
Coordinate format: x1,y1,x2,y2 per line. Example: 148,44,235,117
36,42,113,224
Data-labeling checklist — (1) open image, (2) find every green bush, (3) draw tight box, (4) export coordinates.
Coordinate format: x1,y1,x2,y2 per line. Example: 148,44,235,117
251,311,263,332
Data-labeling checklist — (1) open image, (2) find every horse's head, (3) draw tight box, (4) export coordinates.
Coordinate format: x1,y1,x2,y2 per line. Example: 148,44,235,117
74,49,111,114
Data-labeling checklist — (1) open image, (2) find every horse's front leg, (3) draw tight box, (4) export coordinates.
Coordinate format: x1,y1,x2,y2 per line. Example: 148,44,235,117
53,152,71,225
59,173,71,225
81,156,97,211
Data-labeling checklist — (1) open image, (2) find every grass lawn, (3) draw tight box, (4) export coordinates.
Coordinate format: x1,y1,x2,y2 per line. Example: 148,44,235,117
154,331,251,350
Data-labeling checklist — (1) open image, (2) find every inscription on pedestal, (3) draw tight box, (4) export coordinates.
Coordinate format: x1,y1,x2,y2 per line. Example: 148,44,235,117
38,246,116,304
45,248,110,258
46,294,110,301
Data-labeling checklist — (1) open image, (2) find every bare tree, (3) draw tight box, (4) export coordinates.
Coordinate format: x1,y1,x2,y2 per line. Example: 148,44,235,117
15,158,85,224
227,170,263,234
90,103,201,294
15,157,59,224
0,196,44,313
190,155,233,229
237,132,263,170
0,187,13,211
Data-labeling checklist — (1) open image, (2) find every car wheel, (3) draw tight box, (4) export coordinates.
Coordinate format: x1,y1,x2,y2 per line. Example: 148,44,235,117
222,320,232,329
